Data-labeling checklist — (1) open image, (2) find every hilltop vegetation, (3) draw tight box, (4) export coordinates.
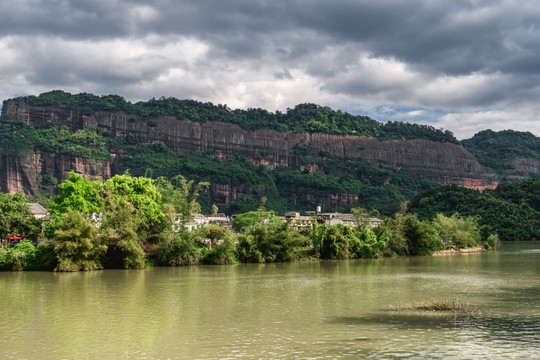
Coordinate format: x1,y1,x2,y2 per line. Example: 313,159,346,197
461,129,540,176
2,91,538,223
1,90,454,215
7,90,457,142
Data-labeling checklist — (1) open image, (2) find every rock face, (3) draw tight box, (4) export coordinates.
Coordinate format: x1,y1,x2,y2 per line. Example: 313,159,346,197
507,158,540,180
0,150,111,194
1,100,498,197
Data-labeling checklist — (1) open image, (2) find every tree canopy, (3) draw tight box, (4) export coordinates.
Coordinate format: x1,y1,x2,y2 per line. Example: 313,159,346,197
5,90,458,142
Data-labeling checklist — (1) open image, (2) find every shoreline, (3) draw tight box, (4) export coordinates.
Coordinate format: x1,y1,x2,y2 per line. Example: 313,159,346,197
432,247,486,256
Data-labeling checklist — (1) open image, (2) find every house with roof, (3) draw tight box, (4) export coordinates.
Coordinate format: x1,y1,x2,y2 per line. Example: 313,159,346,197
28,203,50,220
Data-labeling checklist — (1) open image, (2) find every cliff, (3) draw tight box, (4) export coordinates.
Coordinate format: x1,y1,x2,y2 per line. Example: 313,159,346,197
0,150,111,194
1,99,497,204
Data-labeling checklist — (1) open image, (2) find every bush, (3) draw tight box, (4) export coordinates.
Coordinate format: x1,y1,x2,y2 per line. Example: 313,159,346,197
32,242,57,270
237,220,310,263
0,240,37,271
358,227,388,259
384,212,443,256
52,208,106,271
483,234,502,250
402,215,442,255
317,224,362,260
432,214,481,249
153,232,203,266
202,239,238,265
100,202,146,269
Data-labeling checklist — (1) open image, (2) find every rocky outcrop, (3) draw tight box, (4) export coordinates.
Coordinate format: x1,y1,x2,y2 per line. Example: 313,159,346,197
1,100,497,196
0,150,111,194
506,158,540,180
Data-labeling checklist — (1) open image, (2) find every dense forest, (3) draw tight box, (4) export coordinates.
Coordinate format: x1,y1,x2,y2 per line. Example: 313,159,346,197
1,172,497,272
7,90,457,142
409,176,540,242
461,129,540,177
0,91,455,215
1,91,538,223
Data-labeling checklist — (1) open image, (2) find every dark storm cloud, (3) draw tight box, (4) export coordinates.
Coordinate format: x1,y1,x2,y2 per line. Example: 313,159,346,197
1,0,540,137
6,1,540,76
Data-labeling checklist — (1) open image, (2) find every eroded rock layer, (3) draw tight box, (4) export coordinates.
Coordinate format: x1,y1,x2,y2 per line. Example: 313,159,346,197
1,100,498,196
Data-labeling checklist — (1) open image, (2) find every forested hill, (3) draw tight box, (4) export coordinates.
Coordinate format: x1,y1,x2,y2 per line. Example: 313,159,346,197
409,176,540,241
4,90,457,143
461,130,540,179
0,90,499,216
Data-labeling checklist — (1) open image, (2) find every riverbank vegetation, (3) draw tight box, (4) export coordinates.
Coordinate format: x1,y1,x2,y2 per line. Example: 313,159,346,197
1,172,507,272
409,176,540,242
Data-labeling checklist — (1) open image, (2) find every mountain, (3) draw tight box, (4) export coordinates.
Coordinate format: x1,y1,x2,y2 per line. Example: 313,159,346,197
461,129,540,180
409,177,540,241
1,91,498,214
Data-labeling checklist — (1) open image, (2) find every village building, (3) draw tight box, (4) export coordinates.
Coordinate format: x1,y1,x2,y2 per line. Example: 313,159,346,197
28,203,50,220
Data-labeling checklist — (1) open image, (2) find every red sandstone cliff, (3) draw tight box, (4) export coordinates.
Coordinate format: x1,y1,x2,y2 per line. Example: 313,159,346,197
0,150,111,194
1,100,498,196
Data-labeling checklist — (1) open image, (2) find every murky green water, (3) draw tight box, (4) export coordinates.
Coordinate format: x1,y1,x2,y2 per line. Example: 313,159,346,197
1,242,539,359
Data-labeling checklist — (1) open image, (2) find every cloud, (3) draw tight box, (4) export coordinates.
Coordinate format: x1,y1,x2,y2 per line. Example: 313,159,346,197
0,0,539,139
438,108,540,139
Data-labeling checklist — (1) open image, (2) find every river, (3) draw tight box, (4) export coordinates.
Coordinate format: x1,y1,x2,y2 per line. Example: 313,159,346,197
1,242,539,359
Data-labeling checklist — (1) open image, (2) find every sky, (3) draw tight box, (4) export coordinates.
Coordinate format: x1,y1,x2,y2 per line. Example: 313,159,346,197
1,0,539,139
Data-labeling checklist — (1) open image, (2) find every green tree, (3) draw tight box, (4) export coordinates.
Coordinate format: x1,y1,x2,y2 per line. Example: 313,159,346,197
195,223,232,249
52,208,106,271
202,238,238,265
237,218,310,263
383,202,443,256
104,173,167,243
153,231,203,266
0,239,37,271
0,191,34,240
155,175,209,228
232,211,261,232
432,214,481,249
99,201,145,269
49,171,103,217
152,175,209,266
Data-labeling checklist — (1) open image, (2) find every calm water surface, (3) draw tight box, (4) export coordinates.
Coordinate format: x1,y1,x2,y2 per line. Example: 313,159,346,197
1,242,539,359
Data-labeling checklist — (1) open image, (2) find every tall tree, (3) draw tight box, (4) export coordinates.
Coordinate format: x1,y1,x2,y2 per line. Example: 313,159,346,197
53,208,106,271
0,191,34,241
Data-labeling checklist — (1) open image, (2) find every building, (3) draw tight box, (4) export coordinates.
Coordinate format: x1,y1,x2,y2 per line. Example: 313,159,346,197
28,203,50,220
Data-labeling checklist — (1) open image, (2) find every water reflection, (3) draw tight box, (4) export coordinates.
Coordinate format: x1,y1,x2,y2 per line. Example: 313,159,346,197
0,242,539,359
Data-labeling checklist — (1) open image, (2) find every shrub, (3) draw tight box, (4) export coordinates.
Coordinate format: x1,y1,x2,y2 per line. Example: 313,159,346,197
202,239,238,265
100,202,146,269
153,232,203,266
0,240,37,271
432,214,481,249
237,220,310,263
52,208,106,271
483,234,502,250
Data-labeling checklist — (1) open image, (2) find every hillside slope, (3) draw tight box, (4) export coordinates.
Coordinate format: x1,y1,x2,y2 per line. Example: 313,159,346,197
461,129,540,180
1,91,497,214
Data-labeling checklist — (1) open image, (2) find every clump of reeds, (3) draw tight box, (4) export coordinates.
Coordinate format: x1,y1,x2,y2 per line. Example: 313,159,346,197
384,298,480,317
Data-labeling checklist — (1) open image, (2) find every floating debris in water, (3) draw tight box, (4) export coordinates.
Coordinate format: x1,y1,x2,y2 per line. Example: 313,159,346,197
384,299,481,318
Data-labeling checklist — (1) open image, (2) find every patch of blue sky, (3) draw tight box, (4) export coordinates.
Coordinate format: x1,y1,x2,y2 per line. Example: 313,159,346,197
344,105,456,126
